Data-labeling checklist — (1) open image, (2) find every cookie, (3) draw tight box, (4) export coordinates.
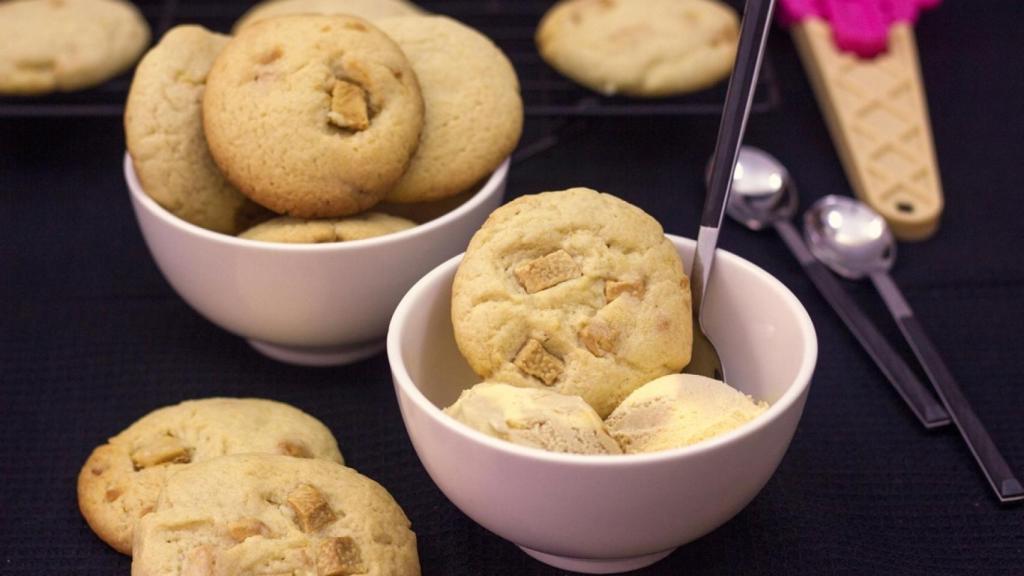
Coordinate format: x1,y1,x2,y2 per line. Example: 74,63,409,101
131,454,420,576
451,188,693,417
125,25,271,235
239,212,416,243
78,398,343,554
377,15,523,203
234,0,425,32
0,0,150,95
203,15,425,218
535,0,739,97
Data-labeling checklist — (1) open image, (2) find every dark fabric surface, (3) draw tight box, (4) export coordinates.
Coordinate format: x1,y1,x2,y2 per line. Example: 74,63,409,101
2,1,1023,574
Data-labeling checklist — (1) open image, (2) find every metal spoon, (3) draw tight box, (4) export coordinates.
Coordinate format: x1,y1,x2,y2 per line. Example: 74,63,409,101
725,147,949,429
805,195,1024,503
684,0,777,382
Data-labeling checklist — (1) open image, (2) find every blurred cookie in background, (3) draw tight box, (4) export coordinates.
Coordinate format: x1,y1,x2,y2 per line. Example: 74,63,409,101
0,0,150,95
536,0,739,97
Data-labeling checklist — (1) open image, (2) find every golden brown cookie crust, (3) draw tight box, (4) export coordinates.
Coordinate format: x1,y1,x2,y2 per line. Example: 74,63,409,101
203,15,425,218
451,188,693,417
77,398,343,554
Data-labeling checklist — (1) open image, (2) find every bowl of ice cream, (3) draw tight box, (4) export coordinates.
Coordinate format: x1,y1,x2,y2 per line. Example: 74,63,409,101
387,234,817,573
127,154,508,366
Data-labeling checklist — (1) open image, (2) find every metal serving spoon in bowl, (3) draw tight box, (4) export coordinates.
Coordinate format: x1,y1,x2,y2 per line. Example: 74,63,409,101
684,0,777,383
805,195,1023,503
725,147,949,429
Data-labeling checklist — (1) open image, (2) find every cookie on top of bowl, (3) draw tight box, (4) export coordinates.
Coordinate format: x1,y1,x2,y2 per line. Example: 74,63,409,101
376,15,523,204
451,188,693,418
77,398,342,554
125,11,522,245
132,453,420,576
125,25,272,235
203,14,425,218
536,0,739,97
234,0,426,32
0,0,150,95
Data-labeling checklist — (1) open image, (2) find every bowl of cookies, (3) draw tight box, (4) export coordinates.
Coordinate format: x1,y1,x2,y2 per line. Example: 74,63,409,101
388,188,817,573
124,13,522,366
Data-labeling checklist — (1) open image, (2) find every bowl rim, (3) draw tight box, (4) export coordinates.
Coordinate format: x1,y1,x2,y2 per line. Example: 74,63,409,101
387,234,818,466
124,152,509,252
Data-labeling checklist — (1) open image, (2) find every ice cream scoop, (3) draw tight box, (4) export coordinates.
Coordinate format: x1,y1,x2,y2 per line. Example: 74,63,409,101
781,0,944,240
605,374,768,454
444,382,621,455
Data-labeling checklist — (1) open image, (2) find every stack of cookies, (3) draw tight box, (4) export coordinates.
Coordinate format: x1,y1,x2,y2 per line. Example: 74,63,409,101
78,397,420,575
125,5,523,242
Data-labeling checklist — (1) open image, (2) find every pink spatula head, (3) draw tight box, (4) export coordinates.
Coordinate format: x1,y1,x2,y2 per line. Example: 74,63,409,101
779,0,940,57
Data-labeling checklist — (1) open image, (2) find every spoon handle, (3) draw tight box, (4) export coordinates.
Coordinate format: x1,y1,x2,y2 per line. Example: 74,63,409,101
773,220,950,429
870,272,1024,503
693,0,777,306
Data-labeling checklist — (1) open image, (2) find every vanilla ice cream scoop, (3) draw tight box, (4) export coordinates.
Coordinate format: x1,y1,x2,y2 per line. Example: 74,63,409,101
444,382,622,455
605,374,768,453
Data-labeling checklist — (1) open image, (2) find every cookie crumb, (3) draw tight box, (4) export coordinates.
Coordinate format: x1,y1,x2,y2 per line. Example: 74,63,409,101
328,79,370,131
130,436,191,469
580,320,618,357
513,339,564,385
182,545,215,576
287,484,336,533
227,517,269,542
605,277,645,301
514,250,581,293
317,536,366,576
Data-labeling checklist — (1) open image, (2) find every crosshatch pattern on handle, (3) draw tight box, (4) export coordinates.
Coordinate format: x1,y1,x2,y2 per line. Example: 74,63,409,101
793,19,942,240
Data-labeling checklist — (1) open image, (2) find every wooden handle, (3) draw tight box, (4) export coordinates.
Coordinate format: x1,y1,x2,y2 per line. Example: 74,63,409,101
791,19,943,241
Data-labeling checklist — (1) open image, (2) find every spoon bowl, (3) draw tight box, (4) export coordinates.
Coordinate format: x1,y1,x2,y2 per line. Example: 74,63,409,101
724,147,797,230
804,195,896,279
724,148,950,430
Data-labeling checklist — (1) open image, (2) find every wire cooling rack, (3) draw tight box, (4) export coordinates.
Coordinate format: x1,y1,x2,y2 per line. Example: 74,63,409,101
0,0,780,117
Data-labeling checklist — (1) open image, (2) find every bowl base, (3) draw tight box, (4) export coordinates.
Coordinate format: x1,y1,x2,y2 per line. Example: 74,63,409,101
248,339,384,367
518,545,675,574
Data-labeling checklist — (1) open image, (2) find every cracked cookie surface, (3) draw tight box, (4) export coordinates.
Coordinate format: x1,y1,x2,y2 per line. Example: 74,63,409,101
536,0,739,97
377,15,523,203
0,0,150,95
203,15,424,218
78,398,343,555
131,454,419,576
451,188,693,417
126,25,271,235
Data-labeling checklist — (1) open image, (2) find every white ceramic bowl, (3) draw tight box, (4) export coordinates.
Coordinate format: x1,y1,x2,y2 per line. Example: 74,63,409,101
388,235,817,574
126,153,508,366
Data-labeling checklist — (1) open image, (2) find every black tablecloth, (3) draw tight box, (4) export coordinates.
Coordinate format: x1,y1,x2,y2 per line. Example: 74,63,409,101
2,1,1023,574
